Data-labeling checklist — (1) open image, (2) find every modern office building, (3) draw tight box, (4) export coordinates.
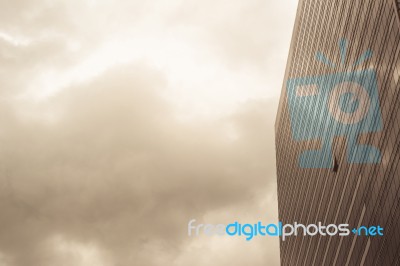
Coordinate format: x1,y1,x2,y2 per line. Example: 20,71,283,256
275,0,400,265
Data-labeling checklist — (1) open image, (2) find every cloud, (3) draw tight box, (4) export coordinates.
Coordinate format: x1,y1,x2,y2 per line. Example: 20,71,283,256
0,0,298,265
0,63,279,265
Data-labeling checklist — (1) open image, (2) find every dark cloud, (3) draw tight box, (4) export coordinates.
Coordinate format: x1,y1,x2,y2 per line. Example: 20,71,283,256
0,0,298,265
0,63,279,265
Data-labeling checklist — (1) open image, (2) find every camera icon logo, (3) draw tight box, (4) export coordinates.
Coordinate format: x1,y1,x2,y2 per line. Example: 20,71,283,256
286,39,382,168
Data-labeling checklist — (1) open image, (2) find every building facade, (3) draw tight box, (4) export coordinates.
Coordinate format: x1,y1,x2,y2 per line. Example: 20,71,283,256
275,0,400,265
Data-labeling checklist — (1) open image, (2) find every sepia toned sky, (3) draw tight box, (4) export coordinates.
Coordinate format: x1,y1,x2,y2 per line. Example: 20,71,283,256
0,0,297,265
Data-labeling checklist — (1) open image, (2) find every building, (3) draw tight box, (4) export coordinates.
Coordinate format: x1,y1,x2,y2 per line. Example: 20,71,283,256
275,0,400,265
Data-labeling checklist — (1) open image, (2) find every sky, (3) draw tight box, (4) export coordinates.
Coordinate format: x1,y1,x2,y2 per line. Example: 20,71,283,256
0,0,298,265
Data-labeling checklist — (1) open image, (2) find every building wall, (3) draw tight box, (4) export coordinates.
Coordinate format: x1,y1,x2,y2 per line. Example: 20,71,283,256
275,0,400,265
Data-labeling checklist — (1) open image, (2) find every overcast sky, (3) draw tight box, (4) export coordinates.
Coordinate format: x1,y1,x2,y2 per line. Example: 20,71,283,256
0,0,297,265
